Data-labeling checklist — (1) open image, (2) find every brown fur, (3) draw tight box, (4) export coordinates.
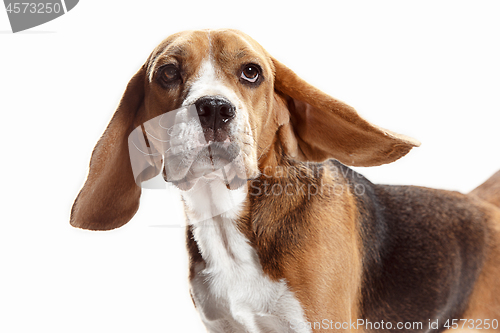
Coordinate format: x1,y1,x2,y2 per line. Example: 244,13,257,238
70,29,500,332
470,171,500,208
243,157,364,328
459,175,500,328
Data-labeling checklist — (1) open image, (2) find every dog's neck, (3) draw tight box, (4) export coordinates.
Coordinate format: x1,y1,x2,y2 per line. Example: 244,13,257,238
180,155,315,331
180,141,288,237
181,179,249,268
180,149,340,275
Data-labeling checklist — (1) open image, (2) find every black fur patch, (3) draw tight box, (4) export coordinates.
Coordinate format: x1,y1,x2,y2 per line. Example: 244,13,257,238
346,166,488,332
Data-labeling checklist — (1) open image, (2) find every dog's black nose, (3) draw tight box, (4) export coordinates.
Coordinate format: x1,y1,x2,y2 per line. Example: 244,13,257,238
195,96,235,142
195,96,235,120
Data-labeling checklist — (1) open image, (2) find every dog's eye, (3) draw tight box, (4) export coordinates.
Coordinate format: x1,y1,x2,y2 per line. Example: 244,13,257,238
240,64,261,84
158,65,181,84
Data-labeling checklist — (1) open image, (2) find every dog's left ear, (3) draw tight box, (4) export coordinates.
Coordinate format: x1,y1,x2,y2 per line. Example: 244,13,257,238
272,59,420,167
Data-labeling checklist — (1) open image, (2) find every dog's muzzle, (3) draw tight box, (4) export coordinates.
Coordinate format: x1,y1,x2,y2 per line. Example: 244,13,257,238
127,104,246,192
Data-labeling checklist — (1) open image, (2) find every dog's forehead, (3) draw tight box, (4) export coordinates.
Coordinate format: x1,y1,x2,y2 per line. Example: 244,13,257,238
148,29,270,75
210,29,267,56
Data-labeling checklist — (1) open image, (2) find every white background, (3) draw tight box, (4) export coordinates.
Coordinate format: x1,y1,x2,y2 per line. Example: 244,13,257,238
1,1,499,332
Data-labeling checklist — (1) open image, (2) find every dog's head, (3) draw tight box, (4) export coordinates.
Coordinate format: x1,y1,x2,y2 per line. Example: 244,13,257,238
70,29,419,230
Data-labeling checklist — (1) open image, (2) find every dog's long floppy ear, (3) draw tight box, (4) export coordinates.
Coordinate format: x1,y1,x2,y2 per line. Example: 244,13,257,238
273,59,420,167
70,66,149,230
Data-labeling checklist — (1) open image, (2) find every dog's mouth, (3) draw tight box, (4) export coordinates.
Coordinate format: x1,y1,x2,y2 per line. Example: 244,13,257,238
164,141,246,191
128,104,248,191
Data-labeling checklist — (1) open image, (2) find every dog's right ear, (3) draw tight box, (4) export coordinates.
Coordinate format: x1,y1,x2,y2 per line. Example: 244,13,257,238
70,66,148,230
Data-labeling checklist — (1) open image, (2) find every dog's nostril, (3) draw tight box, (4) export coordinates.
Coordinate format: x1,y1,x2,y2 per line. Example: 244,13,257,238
199,105,211,117
219,105,235,119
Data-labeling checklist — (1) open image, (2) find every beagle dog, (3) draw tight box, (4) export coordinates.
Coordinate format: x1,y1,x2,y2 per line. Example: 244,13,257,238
70,29,500,333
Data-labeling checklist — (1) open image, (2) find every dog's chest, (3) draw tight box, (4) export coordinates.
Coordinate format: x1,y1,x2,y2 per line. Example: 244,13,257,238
182,184,310,333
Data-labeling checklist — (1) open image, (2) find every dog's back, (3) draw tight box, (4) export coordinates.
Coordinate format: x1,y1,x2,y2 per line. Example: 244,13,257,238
470,171,500,209
338,165,500,332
